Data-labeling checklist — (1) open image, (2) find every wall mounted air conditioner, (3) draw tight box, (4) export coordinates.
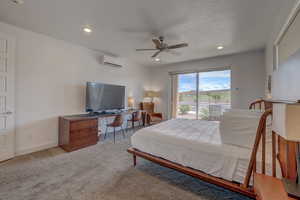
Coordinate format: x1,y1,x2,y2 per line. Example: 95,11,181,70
99,55,122,68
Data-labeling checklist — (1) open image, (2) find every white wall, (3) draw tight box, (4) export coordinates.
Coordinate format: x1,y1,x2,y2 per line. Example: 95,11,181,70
265,0,298,98
0,21,151,155
149,50,266,118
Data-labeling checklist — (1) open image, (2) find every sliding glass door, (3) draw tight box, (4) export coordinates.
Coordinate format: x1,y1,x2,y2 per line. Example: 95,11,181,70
198,70,231,120
177,73,197,119
174,69,231,120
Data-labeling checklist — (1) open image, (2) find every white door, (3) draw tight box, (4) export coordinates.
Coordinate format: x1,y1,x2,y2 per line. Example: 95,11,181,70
0,34,15,162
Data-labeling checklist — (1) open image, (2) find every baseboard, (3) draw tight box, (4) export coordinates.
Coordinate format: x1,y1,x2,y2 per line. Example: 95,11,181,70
0,153,14,163
16,142,58,156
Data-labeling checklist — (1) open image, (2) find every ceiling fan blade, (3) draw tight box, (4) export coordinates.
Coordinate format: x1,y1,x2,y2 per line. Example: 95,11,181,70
167,43,188,49
166,49,181,56
136,49,157,51
152,39,162,49
151,50,162,58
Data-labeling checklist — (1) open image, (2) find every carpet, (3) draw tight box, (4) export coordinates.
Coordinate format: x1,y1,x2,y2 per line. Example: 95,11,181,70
0,130,252,200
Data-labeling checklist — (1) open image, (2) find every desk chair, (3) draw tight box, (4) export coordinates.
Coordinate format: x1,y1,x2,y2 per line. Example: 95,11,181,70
105,114,125,143
127,111,142,130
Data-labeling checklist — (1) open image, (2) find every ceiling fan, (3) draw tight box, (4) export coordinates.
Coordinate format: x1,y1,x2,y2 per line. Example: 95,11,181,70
136,36,188,58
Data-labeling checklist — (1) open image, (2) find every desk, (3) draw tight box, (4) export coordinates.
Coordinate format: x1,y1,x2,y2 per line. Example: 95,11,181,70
63,109,146,126
59,109,145,152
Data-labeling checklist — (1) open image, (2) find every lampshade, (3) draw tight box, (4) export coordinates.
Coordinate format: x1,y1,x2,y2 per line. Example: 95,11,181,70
272,103,300,141
128,97,135,108
144,91,160,98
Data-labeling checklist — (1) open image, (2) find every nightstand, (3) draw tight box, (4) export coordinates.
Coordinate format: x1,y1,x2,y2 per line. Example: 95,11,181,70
254,173,296,200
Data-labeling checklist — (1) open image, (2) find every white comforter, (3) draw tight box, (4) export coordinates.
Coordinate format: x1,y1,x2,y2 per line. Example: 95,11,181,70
131,119,278,183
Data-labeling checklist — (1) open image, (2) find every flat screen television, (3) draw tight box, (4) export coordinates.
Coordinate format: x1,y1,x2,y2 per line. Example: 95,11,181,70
86,82,125,112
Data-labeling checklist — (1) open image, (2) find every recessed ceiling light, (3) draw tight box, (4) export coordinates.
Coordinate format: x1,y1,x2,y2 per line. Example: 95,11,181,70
154,58,160,62
83,26,92,33
217,46,224,50
10,0,24,5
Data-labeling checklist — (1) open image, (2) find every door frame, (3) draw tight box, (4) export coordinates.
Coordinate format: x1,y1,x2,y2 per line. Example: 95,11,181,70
0,32,16,161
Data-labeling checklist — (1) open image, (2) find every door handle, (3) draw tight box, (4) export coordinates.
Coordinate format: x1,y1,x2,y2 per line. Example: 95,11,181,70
0,111,13,115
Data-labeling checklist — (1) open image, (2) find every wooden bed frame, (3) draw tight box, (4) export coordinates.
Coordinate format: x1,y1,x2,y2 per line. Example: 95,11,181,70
127,100,297,198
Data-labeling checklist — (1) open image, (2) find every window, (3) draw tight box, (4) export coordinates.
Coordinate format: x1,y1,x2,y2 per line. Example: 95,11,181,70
173,69,231,120
177,73,197,119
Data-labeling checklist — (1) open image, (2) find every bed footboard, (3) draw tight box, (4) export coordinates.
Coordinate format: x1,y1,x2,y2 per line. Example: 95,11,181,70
127,147,255,198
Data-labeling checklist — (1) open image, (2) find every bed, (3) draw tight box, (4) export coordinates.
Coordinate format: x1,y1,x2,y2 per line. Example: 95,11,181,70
131,118,280,184
127,100,291,198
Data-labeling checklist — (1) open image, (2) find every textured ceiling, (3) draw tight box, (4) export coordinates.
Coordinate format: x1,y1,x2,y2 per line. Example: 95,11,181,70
0,0,283,67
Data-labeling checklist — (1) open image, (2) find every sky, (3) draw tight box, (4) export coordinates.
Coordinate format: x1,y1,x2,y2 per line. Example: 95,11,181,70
178,70,231,92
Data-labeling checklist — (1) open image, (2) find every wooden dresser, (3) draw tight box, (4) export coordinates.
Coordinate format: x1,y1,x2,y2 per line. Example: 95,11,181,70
59,115,99,152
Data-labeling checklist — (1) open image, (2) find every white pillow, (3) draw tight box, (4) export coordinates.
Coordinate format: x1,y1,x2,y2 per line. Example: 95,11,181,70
220,112,262,148
223,109,263,117
223,109,272,142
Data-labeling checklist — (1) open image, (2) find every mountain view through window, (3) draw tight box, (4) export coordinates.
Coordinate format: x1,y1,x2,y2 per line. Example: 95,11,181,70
177,70,231,120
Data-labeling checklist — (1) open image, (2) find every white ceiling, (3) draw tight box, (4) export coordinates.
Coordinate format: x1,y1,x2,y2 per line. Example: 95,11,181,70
0,0,282,67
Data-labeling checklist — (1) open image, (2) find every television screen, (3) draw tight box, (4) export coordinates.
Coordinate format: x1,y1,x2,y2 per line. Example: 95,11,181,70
86,82,125,112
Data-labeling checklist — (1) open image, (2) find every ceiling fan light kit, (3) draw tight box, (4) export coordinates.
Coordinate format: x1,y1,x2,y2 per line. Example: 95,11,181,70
10,0,24,5
136,36,188,59
82,25,93,34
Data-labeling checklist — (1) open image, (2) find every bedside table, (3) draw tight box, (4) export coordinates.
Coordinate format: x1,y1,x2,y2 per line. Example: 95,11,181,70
254,173,296,200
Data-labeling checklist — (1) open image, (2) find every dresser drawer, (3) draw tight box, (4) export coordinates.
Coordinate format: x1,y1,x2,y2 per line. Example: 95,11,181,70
70,135,98,150
70,119,98,131
70,127,98,141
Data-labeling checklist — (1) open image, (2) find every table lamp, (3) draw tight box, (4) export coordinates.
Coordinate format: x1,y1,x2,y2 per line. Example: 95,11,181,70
144,91,159,102
128,97,135,109
272,102,300,199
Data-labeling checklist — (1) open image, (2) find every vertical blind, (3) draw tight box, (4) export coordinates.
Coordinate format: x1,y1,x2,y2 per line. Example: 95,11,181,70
170,74,178,118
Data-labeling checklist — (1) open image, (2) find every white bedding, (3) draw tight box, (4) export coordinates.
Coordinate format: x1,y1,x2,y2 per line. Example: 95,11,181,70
131,119,281,183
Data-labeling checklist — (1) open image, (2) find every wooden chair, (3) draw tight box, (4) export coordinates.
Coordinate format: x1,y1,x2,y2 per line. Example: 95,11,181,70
127,111,142,130
140,102,163,125
105,114,125,143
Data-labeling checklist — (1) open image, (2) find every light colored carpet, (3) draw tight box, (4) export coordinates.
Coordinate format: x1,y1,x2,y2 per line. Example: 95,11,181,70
0,130,252,200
